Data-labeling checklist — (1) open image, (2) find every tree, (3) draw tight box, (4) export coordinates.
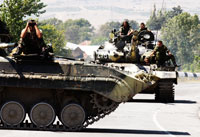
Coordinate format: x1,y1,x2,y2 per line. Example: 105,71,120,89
0,0,46,41
187,24,200,72
91,21,120,45
65,25,81,44
63,18,94,44
146,4,161,30
192,56,200,72
39,18,63,30
40,24,66,55
39,18,71,57
97,21,121,38
166,6,183,19
147,5,183,30
161,13,200,71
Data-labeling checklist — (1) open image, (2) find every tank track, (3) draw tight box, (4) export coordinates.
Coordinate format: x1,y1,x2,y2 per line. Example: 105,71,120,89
155,81,175,103
0,93,119,132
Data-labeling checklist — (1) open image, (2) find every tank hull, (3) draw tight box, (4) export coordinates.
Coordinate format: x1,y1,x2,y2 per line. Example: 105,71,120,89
0,56,158,131
104,62,178,102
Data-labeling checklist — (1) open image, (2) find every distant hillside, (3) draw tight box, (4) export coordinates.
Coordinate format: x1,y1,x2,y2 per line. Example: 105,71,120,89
20,0,200,28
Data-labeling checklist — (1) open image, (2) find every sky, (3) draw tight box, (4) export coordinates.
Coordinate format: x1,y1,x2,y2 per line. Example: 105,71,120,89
1,0,200,28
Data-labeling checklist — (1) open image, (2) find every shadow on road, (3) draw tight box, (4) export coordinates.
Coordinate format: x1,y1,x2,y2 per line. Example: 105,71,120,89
82,128,190,135
128,99,156,103
174,100,197,104
128,99,196,104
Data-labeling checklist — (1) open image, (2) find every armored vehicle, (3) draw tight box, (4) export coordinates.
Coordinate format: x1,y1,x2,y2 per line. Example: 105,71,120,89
94,29,178,103
0,31,159,131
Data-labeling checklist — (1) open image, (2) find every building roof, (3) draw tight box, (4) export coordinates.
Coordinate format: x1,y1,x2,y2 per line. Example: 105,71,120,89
65,42,99,61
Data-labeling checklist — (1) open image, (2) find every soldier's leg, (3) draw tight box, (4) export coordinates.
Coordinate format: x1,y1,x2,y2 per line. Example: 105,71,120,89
148,55,156,64
165,55,177,66
13,38,23,55
34,38,46,54
39,38,47,49
155,52,165,65
170,55,177,66
130,39,139,62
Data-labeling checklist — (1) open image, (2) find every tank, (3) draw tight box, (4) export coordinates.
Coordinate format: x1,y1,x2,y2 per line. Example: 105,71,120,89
94,29,178,103
0,34,159,131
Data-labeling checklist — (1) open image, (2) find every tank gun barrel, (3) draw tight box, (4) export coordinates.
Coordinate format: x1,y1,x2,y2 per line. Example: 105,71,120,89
0,43,16,49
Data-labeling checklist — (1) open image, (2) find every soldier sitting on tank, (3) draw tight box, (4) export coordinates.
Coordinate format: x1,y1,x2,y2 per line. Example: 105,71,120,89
145,40,177,66
14,20,48,55
137,23,155,49
139,22,148,33
119,20,134,42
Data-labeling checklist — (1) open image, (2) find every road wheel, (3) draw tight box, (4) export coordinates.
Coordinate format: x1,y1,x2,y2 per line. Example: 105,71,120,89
0,101,25,125
60,103,85,128
30,102,55,127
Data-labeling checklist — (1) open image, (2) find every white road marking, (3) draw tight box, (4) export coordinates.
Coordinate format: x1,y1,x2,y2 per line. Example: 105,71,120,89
153,108,177,137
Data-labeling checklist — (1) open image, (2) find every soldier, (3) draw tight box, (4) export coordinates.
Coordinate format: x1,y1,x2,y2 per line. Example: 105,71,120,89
119,20,134,42
0,20,9,34
148,40,177,66
14,20,46,55
139,22,148,32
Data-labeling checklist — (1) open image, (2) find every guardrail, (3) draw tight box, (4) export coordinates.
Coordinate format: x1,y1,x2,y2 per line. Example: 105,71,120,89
177,72,200,81
178,72,200,78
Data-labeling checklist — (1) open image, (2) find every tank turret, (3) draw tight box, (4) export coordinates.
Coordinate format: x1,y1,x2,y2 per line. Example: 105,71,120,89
94,28,178,103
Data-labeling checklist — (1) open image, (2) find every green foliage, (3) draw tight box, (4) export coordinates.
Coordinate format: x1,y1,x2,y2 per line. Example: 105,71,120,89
193,56,200,72
40,24,66,55
38,18,138,46
0,0,46,41
166,6,183,19
147,5,199,72
63,18,94,44
147,4,163,30
39,18,70,57
147,5,183,30
39,18,63,30
161,13,200,72
90,21,120,45
98,21,121,38
182,56,200,72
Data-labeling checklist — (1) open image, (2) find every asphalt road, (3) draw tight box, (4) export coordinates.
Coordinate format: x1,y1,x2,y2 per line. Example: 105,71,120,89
0,81,200,137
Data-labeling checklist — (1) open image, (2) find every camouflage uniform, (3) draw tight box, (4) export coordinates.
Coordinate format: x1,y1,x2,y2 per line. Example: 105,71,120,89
119,26,132,35
119,26,133,42
138,27,148,33
153,45,176,66
18,28,46,54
